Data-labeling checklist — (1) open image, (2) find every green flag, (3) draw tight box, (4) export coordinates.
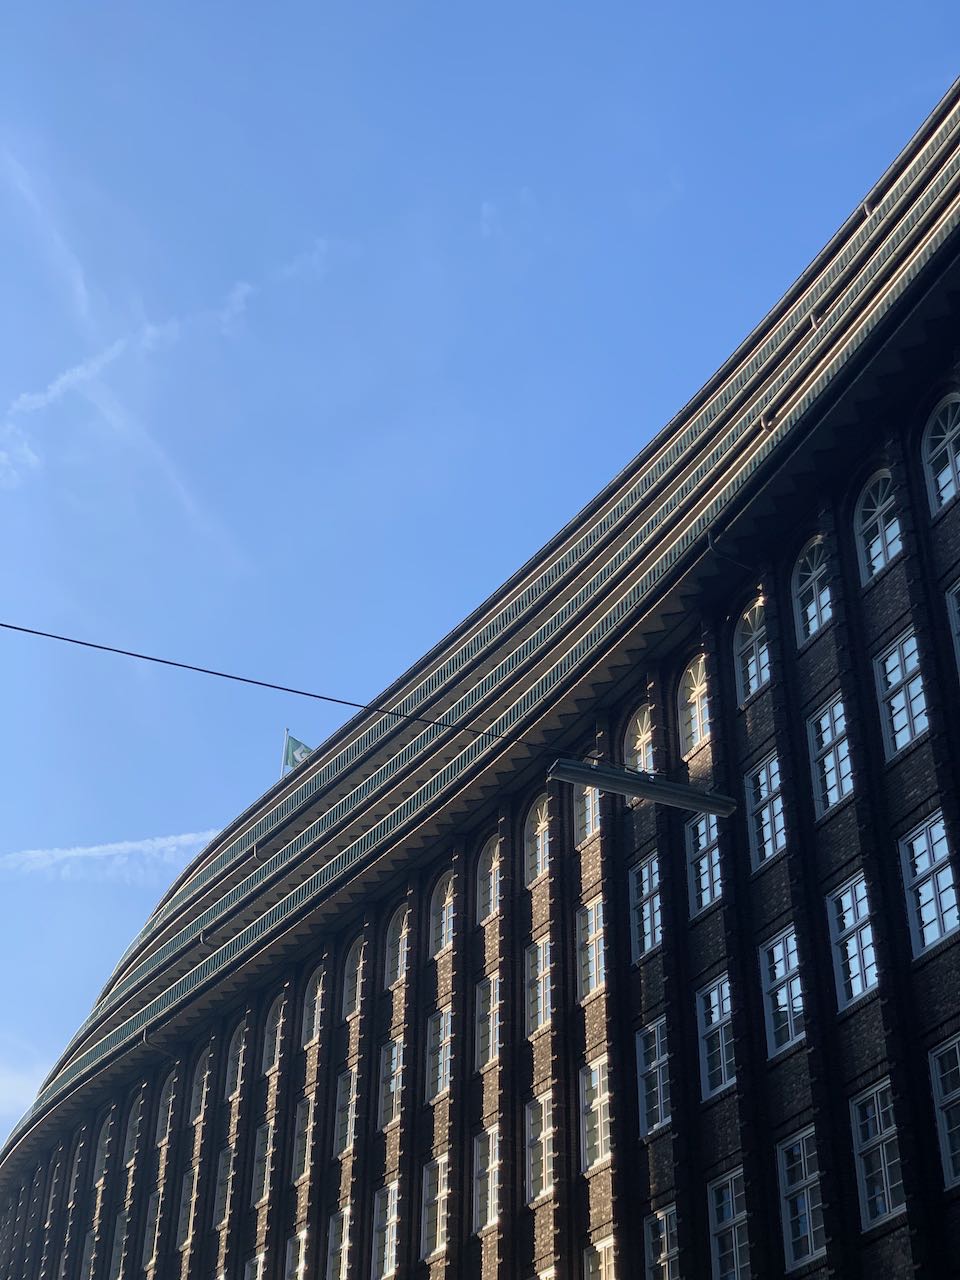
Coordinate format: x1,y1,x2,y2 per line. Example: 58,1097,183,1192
283,733,312,772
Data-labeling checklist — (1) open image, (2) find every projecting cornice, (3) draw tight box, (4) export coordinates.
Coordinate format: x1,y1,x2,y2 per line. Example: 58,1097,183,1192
5,77,960,1179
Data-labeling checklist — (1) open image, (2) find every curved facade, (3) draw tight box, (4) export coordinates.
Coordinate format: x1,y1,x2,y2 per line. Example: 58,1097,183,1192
4,83,960,1280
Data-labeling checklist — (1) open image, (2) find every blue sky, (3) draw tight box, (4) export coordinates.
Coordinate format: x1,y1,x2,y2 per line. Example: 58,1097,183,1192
0,3,957,1141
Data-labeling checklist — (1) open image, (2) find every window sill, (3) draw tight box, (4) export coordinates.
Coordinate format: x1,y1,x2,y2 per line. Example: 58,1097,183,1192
767,1034,806,1065
631,943,663,969
526,1189,555,1209
689,897,724,924
527,1024,552,1043
525,870,549,890
581,1156,613,1178
859,549,904,592
750,846,788,878
836,983,880,1021
784,1246,828,1276
796,618,835,658
425,1089,451,1107
930,487,960,524
476,1057,501,1077
911,926,960,968
701,1081,737,1107
640,1120,672,1140
813,790,855,828
579,985,607,1009
881,727,930,767
737,681,772,715
857,1206,908,1242
680,736,712,766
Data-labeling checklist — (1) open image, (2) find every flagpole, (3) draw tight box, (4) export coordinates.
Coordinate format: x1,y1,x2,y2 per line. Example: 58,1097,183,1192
280,727,289,780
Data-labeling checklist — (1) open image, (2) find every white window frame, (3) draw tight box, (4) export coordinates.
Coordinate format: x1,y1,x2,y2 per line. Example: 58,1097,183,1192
697,974,735,1099
577,896,606,999
579,1057,611,1171
188,1050,209,1125
425,1007,452,1100
325,1209,349,1280
827,872,878,1009
377,1039,404,1129
777,1127,825,1270
792,537,832,644
808,693,853,817
948,579,960,673
290,1096,312,1184
261,995,283,1075
472,1127,500,1233
333,1068,357,1155
636,1018,671,1135
575,783,601,845
383,908,410,989
301,968,323,1047
155,1070,175,1146
430,874,455,956
734,599,770,704
225,1021,245,1097
629,854,662,961
243,1256,266,1280
899,811,958,955
930,1033,960,1189
525,938,552,1035
250,1122,272,1207
524,794,550,885
284,1230,307,1280
420,1155,449,1259
851,1079,905,1227
760,925,804,1057
341,938,363,1020
176,1165,197,1249
745,753,786,867
212,1144,234,1226
476,836,502,924
525,1093,554,1203
372,1182,399,1280
625,703,655,773
474,976,502,1070
708,1167,749,1279
874,629,928,758
923,392,960,513
855,470,902,583
686,811,721,916
679,654,710,755
583,1238,616,1280
643,1204,679,1280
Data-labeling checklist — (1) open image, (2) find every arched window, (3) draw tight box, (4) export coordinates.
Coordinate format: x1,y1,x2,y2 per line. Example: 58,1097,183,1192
121,1093,142,1168
523,795,550,886
923,394,960,511
155,1070,175,1146
341,937,364,1019
575,782,600,845
734,600,770,703
678,654,710,755
90,1115,111,1185
856,471,902,582
187,1050,210,1125
301,968,323,1046
261,996,283,1074
476,837,501,924
430,873,455,955
624,704,655,774
792,539,832,643
384,908,410,988
224,1021,245,1098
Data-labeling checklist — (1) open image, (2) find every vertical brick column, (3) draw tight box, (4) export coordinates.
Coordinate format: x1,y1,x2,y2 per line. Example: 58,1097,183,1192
394,886,423,1279
345,917,379,1280
302,947,334,1278
36,1141,65,1280
181,1032,219,1280
823,499,940,1272
761,564,860,1278
440,848,467,1280
147,1056,184,1280
214,1012,253,1280
492,802,516,1280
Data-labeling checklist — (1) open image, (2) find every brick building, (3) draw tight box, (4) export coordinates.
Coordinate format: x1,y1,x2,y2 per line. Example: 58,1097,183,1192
3,81,960,1280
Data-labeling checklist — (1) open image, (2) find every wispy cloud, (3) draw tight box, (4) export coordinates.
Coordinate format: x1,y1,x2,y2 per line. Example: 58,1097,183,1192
10,337,127,414
0,829,218,883
217,279,256,334
274,237,329,282
0,421,40,489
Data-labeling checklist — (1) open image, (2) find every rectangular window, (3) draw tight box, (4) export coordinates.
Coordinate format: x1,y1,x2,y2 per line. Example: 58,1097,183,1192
141,1189,160,1270
576,784,601,845
525,938,552,1034
579,1057,611,1170
745,754,786,865
250,1122,272,1206
212,1145,233,1226
875,629,928,757
636,1018,671,1134
333,1068,357,1155
900,812,958,954
372,1182,399,1279
777,1127,825,1269
687,812,722,915
525,1093,554,1202
931,1034,960,1188
629,854,662,960
324,1210,349,1280
827,873,877,1008
425,1007,452,1100
378,1039,404,1128
644,1204,679,1280
851,1080,904,1226
243,1257,265,1280
107,1210,128,1280
583,1238,616,1280
577,896,606,998
473,1127,500,1232
290,1096,312,1183
698,975,735,1099
949,580,960,670
760,927,804,1055
475,977,502,1070
808,694,853,816
283,1232,306,1280
708,1168,749,1279
420,1155,449,1258
176,1166,197,1249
